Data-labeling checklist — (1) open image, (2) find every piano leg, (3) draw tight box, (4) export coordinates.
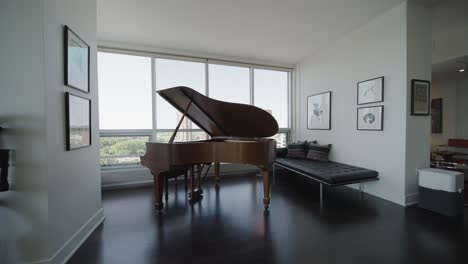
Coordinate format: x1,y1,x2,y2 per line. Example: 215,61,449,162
165,175,169,201
189,166,195,200
152,170,164,211
214,162,221,187
261,168,270,210
197,164,202,193
184,171,188,191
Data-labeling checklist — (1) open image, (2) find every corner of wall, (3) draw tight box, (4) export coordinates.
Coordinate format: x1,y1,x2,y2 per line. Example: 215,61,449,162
404,1,432,202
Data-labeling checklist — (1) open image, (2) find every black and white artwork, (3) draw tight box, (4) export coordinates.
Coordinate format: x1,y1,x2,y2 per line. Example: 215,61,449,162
307,91,331,130
357,105,383,131
65,92,91,150
357,77,384,105
411,79,431,116
64,26,90,93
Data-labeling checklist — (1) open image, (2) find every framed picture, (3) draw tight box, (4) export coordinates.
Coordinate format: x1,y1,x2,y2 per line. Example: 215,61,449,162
65,92,91,150
307,91,331,130
357,76,384,105
431,98,443,134
411,79,431,116
357,105,383,131
64,25,90,93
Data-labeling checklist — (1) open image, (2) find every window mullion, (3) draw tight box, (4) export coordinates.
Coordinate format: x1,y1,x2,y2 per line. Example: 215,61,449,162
205,60,209,97
151,58,157,141
249,67,254,106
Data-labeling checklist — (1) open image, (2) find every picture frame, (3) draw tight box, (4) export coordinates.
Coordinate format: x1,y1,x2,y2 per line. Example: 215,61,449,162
65,92,91,150
64,25,90,93
411,79,431,116
357,105,383,131
307,91,331,130
357,76,384,105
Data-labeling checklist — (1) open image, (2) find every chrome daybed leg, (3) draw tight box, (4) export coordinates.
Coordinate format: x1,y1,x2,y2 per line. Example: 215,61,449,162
359,183,363,200
320,183,323,209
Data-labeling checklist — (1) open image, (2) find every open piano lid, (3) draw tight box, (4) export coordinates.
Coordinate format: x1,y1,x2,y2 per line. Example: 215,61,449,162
157,86,279,138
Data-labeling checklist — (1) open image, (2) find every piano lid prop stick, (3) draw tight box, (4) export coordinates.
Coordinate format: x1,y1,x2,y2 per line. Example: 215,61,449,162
169,100,193,144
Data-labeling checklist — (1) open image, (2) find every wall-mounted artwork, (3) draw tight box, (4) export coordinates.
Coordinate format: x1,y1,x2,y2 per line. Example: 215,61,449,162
65,92,91,150
307,91,331,130
411,79,431,116
357,105,383,131
64,25,90,93
431,98,443,134
357,76,384,105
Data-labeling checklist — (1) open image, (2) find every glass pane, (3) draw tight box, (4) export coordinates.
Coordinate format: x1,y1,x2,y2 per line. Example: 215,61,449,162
208,64,250,104
155,58,206,129
156,131,209,143
270,132,288,148
98,52,152,129
254,69,289,128
100,136,149,166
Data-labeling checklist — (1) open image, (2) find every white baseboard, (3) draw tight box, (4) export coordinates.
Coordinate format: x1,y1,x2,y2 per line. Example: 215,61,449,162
405,192,419,206
102,179,153,190
31,208,105,264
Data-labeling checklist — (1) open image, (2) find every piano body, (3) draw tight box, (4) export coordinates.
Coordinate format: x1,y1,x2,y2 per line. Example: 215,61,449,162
140,86,278,211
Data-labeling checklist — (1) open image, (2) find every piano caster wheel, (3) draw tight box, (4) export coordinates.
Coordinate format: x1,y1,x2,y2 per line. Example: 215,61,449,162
155,203,164,212
189,189,203,202
263,198,270,210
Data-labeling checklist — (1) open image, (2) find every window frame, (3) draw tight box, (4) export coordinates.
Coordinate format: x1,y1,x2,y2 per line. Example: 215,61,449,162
98,48,293,169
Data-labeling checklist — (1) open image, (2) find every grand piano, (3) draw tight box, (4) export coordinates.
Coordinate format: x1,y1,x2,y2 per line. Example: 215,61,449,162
140,86,278,212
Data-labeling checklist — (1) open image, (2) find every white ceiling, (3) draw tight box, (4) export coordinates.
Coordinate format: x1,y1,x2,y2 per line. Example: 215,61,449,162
432,0,468,34
432,55,468,74
97,0,404,65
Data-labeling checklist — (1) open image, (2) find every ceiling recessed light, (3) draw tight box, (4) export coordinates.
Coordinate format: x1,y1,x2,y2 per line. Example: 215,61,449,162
459,68,465,72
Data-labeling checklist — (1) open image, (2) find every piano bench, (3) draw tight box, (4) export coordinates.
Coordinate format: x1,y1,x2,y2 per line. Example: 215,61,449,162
161,168,189,200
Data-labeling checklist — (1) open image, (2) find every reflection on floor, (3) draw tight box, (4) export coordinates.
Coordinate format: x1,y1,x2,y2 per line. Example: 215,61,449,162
69,173,467,264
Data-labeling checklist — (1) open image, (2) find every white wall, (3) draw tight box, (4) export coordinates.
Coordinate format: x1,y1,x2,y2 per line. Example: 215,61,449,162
430,72,468,146
42,0,103,261
432,0,468,64
431,72,458,146
455,75,468,138
404,1,432,204
0,1,49,262
0,0,102,263
296,3,408,205
295,1,432,206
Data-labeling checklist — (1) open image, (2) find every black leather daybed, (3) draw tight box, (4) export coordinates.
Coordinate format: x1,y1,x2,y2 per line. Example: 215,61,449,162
274,148,379,205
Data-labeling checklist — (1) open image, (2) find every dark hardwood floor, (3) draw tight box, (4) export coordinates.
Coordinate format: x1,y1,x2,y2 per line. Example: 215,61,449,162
69,172,467,264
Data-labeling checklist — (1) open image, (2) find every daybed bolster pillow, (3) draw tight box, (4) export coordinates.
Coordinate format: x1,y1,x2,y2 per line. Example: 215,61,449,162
276,148,288,158
306,143,332,162
285,141,308,159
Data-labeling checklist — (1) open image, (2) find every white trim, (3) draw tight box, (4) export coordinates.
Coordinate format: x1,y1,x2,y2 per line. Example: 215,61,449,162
249,67,254,105
151,58,157,139
99,129,152,136
405,192,419,206
98,40,295,70
31,208,105,264
207,59,252,68
102,179,153,190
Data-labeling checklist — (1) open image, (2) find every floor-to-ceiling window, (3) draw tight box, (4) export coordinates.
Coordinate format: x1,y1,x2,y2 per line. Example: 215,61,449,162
98,52,152,166
155,58,208,142
208,63,250,104
98,50,292,167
